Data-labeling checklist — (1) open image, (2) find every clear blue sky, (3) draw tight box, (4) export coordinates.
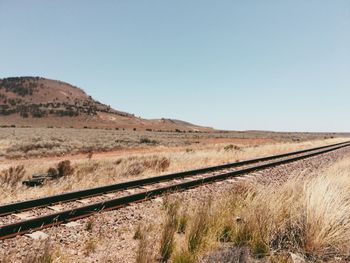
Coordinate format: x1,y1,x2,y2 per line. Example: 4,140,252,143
0,1,349,132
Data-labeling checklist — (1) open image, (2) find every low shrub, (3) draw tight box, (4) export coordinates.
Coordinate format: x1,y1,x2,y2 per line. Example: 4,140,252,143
127,162,145,176
143,156,170,172
224,144,241,151
0,165,25,187
140,137,157,144
47,160,74,178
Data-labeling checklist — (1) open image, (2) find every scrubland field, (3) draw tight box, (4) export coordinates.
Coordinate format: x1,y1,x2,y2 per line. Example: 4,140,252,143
0,127,345,159
1,128,350,263
0,127,347,204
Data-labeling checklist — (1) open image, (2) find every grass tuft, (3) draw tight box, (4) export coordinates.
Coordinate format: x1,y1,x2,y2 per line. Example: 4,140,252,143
135,225,154,263
0,165,25,187
172,250,195,263
24,240,55,263
85,217,94,232
133,224,143,240
187,202,211,253
159,198,179,262
83,238,97,256
177,211,188,234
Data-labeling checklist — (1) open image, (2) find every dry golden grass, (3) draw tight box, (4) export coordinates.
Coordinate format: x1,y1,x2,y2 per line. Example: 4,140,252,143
0,165,25,188
159,198,180,261
135,224,156,263
150,155,350,262
83,238,97,257
0,137,348,204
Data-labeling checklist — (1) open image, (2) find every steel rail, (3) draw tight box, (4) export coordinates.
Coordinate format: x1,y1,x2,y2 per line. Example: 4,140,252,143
0,140,349,216
0,142,349,240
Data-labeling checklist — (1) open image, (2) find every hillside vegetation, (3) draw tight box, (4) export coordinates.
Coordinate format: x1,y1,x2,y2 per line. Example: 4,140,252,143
0,77,129,118
0,77,213,131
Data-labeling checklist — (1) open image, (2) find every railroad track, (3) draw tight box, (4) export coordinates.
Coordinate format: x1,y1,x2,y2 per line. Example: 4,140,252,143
0,141,349,240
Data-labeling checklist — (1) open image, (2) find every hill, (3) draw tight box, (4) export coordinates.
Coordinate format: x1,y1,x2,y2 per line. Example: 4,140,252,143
0,77,213,131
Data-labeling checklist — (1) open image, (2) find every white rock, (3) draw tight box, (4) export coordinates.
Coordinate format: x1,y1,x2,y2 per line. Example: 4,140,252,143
153,197,163,203
25,231,49,240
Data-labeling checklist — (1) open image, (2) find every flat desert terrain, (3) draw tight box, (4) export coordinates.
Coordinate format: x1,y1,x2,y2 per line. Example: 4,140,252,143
0,128,350,263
